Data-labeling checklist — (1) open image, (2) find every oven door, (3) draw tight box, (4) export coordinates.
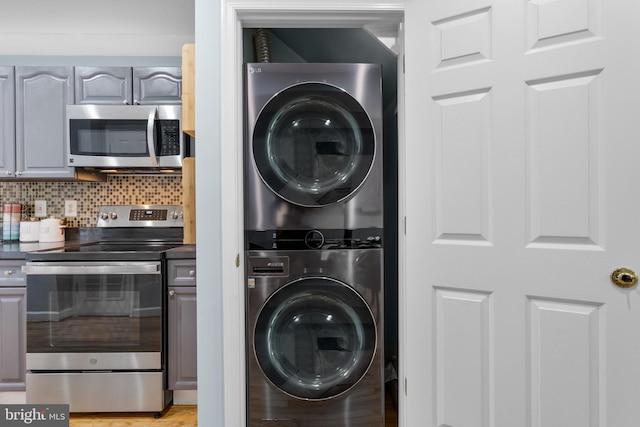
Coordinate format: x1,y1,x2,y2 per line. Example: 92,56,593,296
23,261,163,371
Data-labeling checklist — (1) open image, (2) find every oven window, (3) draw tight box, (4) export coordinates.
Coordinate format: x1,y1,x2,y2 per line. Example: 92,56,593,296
26,272,162,353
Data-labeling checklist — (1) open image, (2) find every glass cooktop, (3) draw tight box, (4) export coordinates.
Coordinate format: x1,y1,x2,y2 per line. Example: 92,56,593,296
25,241,183,262
52,242,183,253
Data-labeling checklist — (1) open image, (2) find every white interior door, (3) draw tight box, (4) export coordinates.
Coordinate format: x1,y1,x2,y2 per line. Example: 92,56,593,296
403,0,640,426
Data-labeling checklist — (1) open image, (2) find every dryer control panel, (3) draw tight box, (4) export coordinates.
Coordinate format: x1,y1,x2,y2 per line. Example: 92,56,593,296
246,228,382,250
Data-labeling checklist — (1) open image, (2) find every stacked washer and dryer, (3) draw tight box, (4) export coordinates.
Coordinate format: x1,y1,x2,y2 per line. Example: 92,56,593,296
244,63,385,426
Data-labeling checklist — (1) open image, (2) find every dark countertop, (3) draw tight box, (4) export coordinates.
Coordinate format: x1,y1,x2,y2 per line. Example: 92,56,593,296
0,241,70,259
166,244,196,259
0,227,101,259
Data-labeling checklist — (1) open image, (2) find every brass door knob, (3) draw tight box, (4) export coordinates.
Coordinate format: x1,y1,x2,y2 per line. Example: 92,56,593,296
611,268,638,288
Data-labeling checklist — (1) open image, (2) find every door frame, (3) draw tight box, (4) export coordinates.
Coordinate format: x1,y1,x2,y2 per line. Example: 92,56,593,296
214,1,406,426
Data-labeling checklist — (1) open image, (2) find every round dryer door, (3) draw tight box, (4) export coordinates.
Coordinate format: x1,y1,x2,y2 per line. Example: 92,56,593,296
252,82,376,207
253,277,377,400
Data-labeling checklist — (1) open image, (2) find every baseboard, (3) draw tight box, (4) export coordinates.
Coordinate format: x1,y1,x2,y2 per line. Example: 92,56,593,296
173,390,197,405
0,392,26,404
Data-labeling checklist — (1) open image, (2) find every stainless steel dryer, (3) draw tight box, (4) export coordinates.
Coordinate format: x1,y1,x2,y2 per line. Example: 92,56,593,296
244,62,383,231
246,244,384,426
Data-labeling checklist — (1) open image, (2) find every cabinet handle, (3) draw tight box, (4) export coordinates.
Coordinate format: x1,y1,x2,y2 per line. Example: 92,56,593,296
4,171,11,176
169,290,175,296
15,171,22,176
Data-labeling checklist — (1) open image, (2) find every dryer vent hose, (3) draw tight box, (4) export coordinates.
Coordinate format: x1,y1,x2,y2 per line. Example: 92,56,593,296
253,28,271,63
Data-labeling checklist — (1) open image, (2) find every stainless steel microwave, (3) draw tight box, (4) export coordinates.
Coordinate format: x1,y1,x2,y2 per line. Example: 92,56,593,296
66,104,185,169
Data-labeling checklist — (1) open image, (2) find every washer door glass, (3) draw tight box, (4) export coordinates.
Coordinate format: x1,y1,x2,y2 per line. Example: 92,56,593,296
252,82,376,207
254,277,377,400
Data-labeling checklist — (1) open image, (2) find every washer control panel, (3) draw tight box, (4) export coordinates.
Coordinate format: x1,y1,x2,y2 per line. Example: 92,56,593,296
247,256,289,277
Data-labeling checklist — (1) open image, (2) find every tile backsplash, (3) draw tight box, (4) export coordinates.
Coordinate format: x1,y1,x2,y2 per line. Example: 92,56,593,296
0,175,182,228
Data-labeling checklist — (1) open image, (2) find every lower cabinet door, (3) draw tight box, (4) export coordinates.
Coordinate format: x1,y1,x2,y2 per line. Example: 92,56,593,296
168,286,197,390
0,287,26,390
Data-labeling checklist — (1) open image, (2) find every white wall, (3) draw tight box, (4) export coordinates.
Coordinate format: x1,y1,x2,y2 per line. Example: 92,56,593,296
0,0,194,58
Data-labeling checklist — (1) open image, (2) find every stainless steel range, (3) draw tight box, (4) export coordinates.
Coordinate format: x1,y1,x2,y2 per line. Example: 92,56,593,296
23,205,184,414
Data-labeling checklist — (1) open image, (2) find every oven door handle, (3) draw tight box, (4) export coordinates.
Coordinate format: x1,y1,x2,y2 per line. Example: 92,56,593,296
22,263,160,275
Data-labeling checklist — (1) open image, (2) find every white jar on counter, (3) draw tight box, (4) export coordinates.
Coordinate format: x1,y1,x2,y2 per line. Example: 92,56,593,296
19,218,40,242
38,217,66,243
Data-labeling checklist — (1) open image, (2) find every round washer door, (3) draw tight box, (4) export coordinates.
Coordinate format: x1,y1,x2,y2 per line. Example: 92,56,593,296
253,277,377,400
252,82,376,207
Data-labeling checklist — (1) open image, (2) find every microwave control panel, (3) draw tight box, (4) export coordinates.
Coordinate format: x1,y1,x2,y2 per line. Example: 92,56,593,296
158,120,181,155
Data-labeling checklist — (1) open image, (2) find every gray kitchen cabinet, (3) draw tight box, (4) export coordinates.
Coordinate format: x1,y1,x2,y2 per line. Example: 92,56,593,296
74,66,131,105
167,259,197,390
15,66,75,179
0,260,26,391
75,66,182,105
0,67,15,178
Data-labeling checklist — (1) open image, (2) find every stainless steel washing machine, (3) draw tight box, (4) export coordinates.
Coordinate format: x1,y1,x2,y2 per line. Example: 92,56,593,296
246,245,384,426
244,62,383,231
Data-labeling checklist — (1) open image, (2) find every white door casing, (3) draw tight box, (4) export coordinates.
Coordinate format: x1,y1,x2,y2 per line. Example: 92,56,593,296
206,0,640,426
211,2,405,426
405,0,640,426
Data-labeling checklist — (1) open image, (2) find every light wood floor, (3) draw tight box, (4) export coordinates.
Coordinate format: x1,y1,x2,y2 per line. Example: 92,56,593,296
69,391,398,426
70,405,197,427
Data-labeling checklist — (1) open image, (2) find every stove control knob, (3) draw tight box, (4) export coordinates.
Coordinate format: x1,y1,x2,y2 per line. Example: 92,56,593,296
110,212,118,220
100,212,109,220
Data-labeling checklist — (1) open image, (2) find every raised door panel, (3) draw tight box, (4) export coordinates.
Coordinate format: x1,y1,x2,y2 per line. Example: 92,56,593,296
133,67,182,105
15,66,75,179
168,286,197,390
432,88,491,245
528,297,603,426
0,66,15,178
525,71,602,248
0,288,26,391
74,66,133,105
434,288,492,427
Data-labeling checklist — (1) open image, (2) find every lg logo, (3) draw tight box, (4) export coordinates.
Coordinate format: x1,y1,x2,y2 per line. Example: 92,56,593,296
249,66,263,74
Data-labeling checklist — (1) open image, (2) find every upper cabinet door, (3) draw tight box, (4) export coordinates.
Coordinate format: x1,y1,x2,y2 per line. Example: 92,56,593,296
15,66,75,179
0,66,15,178
75,66,182,105
133,66,182,105
74,66,133,105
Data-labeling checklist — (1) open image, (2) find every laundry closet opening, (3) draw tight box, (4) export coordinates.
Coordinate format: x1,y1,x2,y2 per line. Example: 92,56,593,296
242,27,400,418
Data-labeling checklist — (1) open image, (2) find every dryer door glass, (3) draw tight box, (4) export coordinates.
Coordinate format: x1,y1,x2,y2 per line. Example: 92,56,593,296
254,277,377,400
252,83,376,207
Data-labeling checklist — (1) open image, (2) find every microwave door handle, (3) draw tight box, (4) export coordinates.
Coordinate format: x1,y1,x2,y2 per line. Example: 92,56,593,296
147,109,159,166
